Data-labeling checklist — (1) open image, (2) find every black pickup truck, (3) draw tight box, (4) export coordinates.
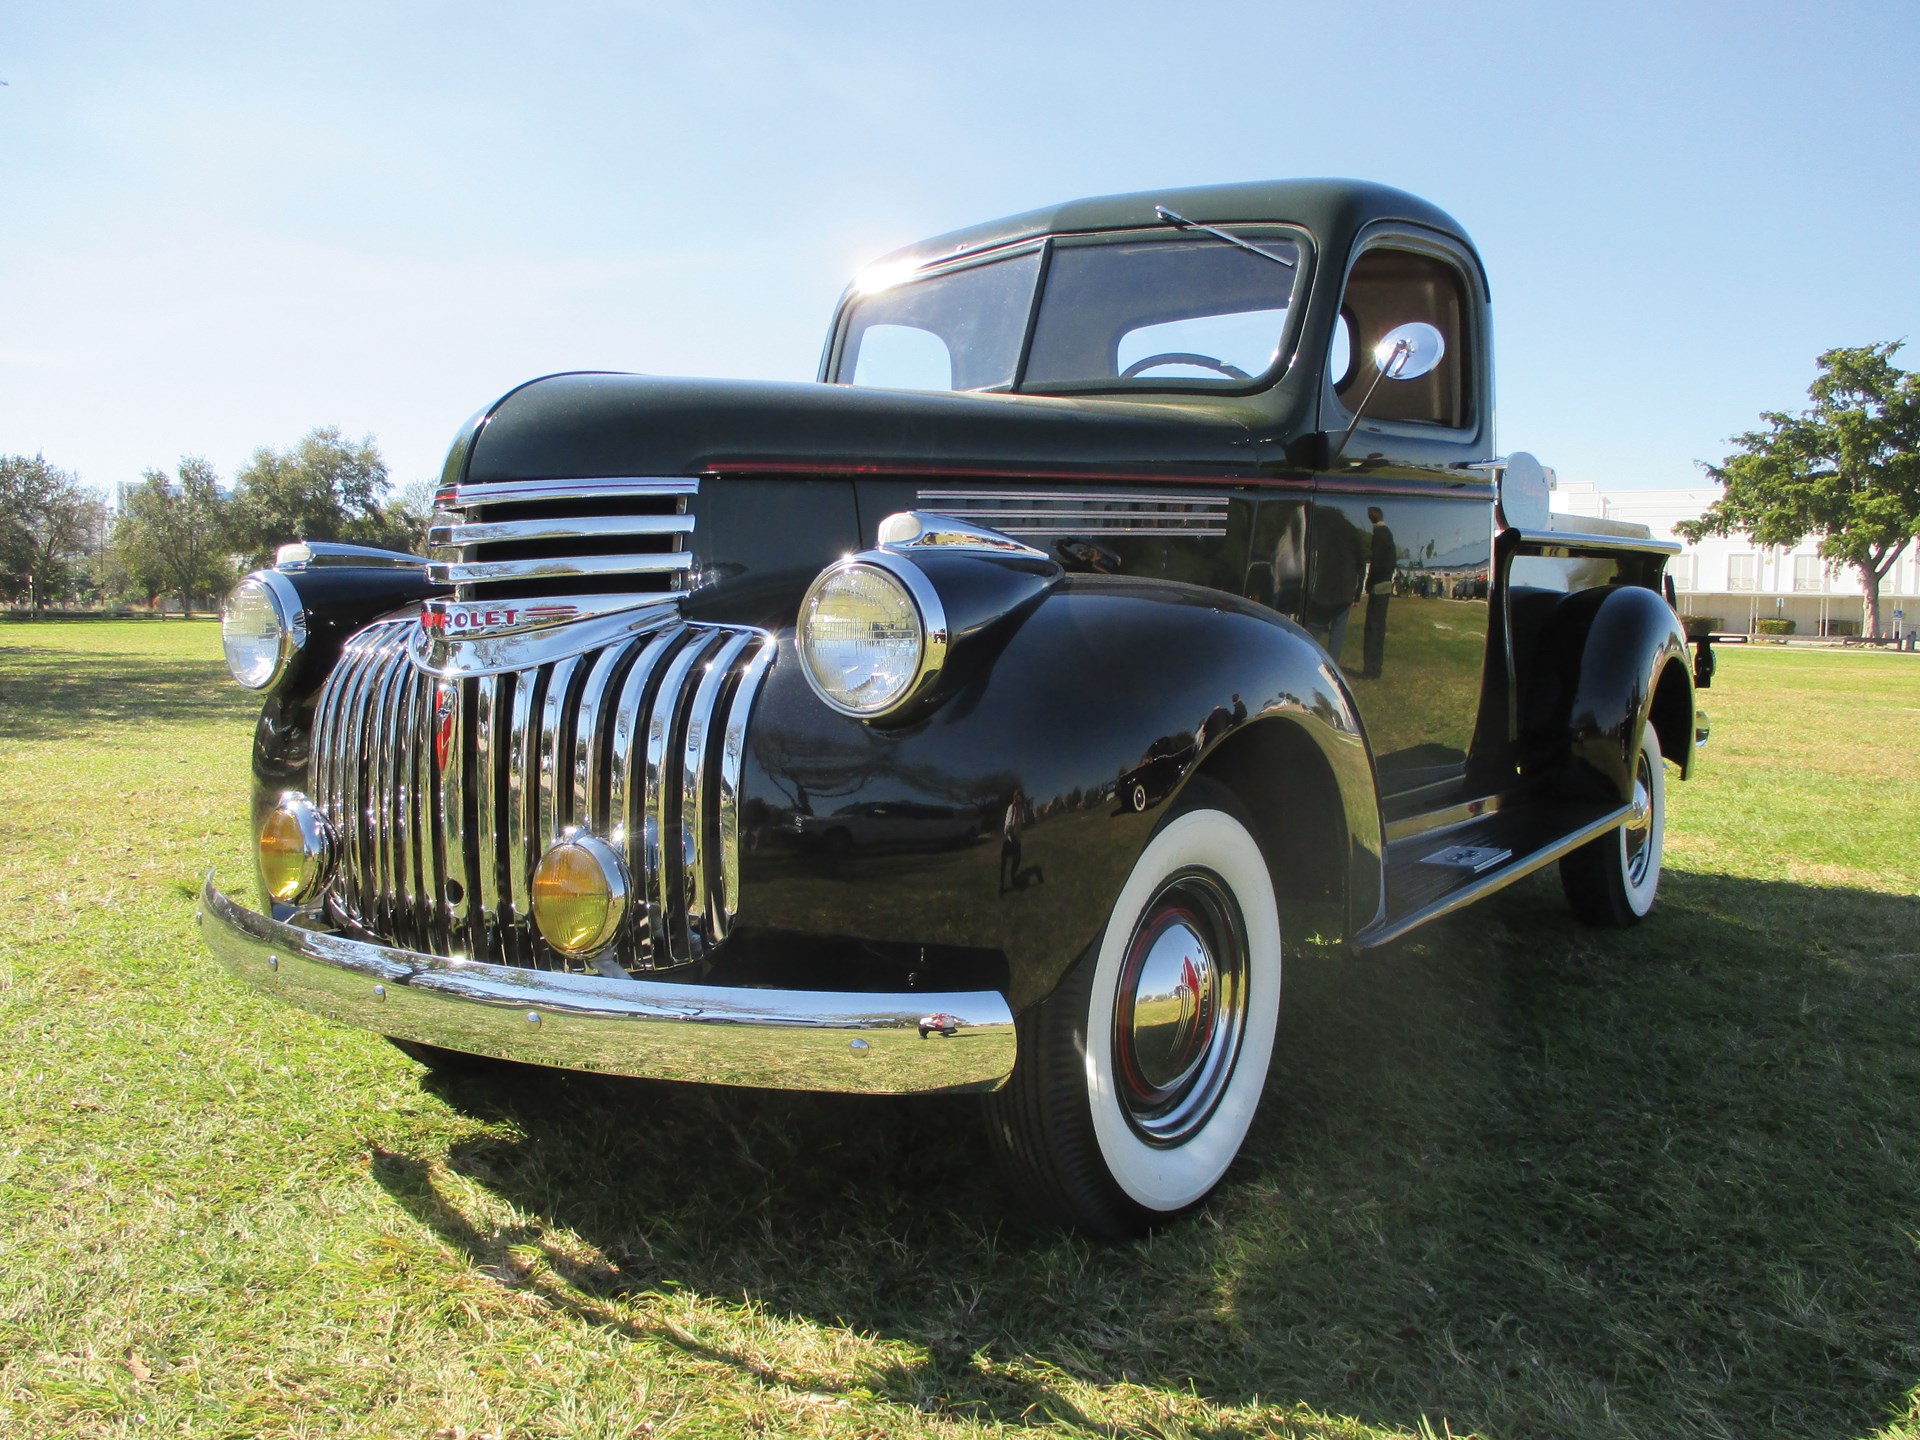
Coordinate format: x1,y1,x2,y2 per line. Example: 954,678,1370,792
203,179,1710,1236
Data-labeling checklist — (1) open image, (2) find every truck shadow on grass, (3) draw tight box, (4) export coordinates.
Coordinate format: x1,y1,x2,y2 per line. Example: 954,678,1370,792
371,866,1920,1439
0,646,251,742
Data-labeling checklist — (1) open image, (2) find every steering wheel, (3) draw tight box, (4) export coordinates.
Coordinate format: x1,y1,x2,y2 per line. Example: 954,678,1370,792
1119,351,1251,381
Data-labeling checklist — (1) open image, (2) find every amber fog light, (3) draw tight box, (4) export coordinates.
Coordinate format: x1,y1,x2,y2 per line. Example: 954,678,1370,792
531,832,628,957
258,794,335,904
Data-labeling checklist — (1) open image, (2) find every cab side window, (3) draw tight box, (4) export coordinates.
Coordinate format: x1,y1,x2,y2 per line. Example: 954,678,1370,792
1333,246,1472,428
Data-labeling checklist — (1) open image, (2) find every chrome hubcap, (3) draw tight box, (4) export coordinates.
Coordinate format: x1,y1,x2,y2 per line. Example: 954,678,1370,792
1623,750,1654,886
1112,871,1249,1145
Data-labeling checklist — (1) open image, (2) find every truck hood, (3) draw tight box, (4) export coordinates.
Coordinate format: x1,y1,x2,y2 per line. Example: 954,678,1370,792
461,372,1288,484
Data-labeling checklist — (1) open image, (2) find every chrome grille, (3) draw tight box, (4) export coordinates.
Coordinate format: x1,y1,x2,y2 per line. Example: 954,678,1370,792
312,617,774,973
427,475,698,601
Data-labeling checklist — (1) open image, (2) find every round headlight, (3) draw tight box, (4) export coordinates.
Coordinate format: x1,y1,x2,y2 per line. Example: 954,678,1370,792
222,571,306,691
798,558,947,718
531,832,629,958
258,793,335,904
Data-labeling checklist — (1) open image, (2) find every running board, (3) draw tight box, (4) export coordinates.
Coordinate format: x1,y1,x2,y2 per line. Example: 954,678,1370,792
1352,801,1631,951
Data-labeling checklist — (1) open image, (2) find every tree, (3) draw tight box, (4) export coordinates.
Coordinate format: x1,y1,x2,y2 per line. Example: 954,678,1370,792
0,454,99,611
350,478,436,557
1678,342,1920,637
115,457,232,617
229,427,394,565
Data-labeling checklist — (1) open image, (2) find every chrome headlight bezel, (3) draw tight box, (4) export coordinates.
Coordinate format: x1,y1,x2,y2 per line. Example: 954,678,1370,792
221,569,308,692
797,553,949,720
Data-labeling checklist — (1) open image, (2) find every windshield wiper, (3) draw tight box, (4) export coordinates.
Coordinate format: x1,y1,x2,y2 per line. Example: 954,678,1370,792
1153,205,1296,270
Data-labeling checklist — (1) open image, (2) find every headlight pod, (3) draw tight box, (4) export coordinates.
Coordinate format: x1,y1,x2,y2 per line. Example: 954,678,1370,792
798,555,948,719
221,570,307,691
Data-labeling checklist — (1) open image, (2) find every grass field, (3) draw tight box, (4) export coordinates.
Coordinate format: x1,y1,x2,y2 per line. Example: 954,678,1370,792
2,622,1917,1439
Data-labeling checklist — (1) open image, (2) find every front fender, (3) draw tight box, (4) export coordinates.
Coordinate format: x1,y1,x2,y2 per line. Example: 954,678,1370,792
1517,583,1693,802
248,565,445,850
733,576,1381,1010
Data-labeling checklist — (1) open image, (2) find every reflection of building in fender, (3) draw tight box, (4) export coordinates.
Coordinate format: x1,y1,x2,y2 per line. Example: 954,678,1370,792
1556,481,1920,639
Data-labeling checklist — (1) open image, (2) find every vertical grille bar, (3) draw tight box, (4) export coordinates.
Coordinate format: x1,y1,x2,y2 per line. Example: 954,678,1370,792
505,668,544,964
572,645,632,833
439,677,469,956
474,674,506,955
421,672,450,955
681,632,754,961
607,629,681,968
714,637,776,944
643,633,720,968
345,635,393,923
537,655,582,854
370,643,407,931
328,635,383,921
396,667,426,952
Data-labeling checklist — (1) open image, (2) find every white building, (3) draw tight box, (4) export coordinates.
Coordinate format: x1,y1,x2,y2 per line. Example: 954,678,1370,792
1554,480,1920,640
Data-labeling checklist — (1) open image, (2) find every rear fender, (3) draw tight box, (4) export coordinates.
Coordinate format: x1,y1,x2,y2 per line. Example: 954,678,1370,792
734,575,1382,1010
1517,583,1694,801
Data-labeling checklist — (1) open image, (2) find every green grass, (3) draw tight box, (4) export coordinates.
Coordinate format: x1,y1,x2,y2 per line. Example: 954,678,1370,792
2,623,1917,1439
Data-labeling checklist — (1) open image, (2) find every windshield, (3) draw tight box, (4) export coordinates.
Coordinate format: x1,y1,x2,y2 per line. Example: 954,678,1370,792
835,228,1304,394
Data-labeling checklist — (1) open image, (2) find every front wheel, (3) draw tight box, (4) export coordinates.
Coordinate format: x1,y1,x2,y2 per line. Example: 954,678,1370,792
984,786,1281,1236
1560,719,1665,926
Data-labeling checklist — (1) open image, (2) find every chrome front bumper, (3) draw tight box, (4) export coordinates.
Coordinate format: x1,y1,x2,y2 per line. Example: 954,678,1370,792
199,877,1016,1095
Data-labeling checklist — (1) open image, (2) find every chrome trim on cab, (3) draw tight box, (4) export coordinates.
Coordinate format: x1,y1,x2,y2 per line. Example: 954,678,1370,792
916,488,1230,538
201,878,1016,1096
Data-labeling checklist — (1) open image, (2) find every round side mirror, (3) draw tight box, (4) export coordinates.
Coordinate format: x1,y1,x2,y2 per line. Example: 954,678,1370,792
1371,322,1446,381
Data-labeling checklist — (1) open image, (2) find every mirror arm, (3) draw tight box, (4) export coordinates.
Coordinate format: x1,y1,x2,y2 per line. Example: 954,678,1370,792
1328,337,1412,466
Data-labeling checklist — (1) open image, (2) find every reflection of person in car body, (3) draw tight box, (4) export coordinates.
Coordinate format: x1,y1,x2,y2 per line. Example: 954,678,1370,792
1302,507,1368,663
1362,506,1395,679
999,788,1024,893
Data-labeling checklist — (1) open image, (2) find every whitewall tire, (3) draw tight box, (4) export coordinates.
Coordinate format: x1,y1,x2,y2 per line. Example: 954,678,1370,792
1561,719,1665,926
985,783,1281,1235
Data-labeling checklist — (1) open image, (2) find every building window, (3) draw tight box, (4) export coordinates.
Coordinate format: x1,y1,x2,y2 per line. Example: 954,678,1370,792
1793,554,1825,593
1728,553,1756,591
1668,554,1696,591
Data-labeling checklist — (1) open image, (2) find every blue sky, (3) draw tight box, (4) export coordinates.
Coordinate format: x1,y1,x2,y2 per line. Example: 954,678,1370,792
3,0,1917,499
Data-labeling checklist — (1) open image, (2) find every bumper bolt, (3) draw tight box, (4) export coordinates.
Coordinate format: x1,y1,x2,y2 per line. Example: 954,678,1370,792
848,1038,870,1057
266,953,279,971
372,984,386,1002
526,1011,542,1028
